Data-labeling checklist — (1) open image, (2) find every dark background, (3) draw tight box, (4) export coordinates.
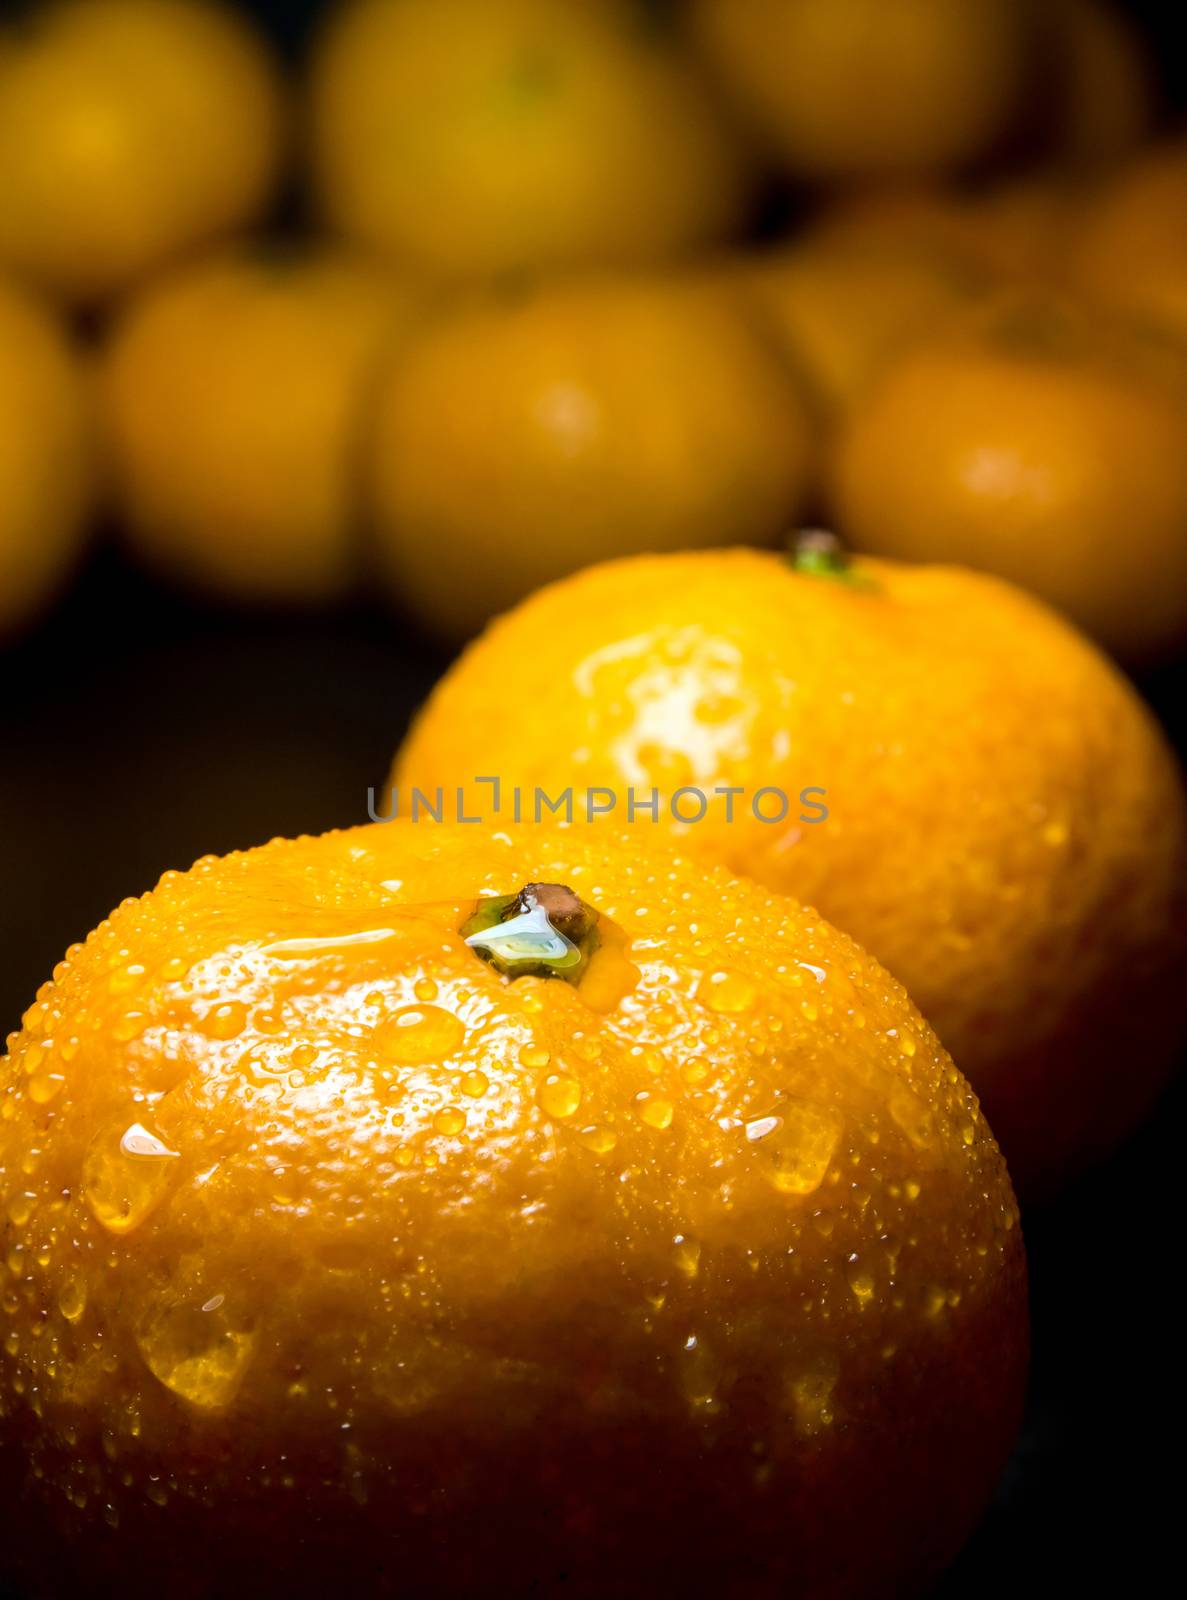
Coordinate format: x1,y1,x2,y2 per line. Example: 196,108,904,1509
2,3,1186,1597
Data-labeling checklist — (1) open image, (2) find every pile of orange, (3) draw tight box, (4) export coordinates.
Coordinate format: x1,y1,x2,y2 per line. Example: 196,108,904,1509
0,0,1182,663
2,2,1186,1595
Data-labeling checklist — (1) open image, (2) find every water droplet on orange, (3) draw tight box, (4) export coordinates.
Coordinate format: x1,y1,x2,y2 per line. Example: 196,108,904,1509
374,1005,465,1065
746,1099,841,1196
697,970,757,1014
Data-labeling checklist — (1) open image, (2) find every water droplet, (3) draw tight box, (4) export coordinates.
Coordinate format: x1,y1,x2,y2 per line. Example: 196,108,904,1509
924,1285,949,1318
28,1071,65,1105
460,1071,489,1098
374,1005,465,1065
846,1263,876,1304
6,1194,34,1228
790,1360,838,1437
889,1087,933,1148
432,1106,466,1137
83,1122,179,1236
746,1099,841,1196
679,1334,720,1413
637,1094,674,1130
537,1074,582,1120
58,1278,87,1322
578,1125,617,1156
673,1235,701,1278
201,1001,248,1041
137,1298,255,1410
518,1043,551,1069
413,977,438,1002
697,970,757,1014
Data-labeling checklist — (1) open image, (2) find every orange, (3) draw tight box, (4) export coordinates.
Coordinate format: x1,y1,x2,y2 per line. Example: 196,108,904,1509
367,272,816,640
99,246,422,605
831,291,1187,662
0,276,95,636
688,0,1034,181
0,0,286,305
1073,139,1187,339
395,545,1187,1197
0,821,1026,1598
308,0,751,282
1041,0,1153,169
812,176,1091,285
733,234,988,420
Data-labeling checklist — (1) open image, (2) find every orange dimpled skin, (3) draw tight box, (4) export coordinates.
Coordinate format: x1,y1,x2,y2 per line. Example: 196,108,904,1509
397,550,1187,1197
1,825,1026,1598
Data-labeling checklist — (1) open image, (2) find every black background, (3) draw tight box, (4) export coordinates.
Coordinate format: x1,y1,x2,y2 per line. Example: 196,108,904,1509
2,3,1186,1596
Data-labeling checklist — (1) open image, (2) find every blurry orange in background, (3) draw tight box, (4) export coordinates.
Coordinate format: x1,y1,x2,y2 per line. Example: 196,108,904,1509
1042,0,1154,169
831,290,1187,663
309,0,752,282
367,272,816,639
687,0,1035,182
811,175,1094,286
99,247,422,604
1074,139,1187,339
732,234,989,422
0,0,286,305
0,277,95,637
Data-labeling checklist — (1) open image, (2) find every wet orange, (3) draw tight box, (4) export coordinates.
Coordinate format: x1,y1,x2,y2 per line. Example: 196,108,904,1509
99,246,422,604
309,0,750,281
0,822,1025,1598
688,0,1033,180
734,235,988,420
0,0,286,306
396,548,1187,1197
0,277,95,637
367,272,816,639
831,290,1187,662
1073,139,1187,339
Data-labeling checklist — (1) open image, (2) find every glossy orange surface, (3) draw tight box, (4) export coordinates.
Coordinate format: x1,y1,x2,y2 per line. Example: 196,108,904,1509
1,823,1026,1598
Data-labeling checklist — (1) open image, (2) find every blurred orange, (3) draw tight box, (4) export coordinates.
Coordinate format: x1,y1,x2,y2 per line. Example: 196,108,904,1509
830,291,1187,662
0,277,95,637
100,247,421,604
812,176,1091,285
367,272,817,639
1074,139,1187,338
0,0,286,305
1042,0,1154,169
687,0,1035,181
309,0,751,282
733,235,989,420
